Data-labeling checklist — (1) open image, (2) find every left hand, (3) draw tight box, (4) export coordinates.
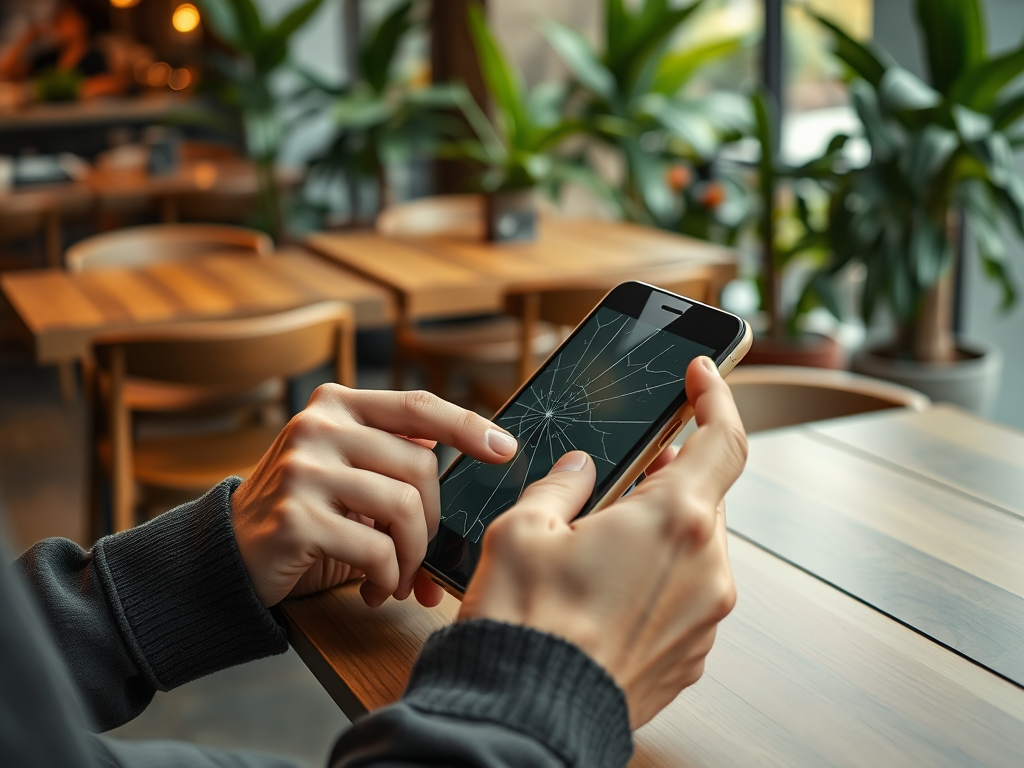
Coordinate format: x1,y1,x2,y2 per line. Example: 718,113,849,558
231,385,518,608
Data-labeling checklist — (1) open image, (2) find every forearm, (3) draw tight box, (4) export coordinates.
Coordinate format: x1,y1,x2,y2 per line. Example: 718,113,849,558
16,478,287,731
329,621,633,768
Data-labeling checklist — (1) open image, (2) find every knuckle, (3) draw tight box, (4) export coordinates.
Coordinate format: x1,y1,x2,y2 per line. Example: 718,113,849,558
277,448,318,484
413,448,438,481
287,409,333,441
665,492,715,547
401,389,439,417
392,483,423,521
711,574,737,621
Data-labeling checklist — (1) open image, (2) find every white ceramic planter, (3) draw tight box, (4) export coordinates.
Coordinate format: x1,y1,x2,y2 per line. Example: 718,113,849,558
851,339,1003,415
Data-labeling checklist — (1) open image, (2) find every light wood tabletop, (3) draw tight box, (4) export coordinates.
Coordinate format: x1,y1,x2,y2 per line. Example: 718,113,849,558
0,249,395,364
304,219,737,321
281,405,1024,766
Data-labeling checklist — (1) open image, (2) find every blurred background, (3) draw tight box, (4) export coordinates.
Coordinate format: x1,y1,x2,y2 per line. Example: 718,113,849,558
2,1,1023,765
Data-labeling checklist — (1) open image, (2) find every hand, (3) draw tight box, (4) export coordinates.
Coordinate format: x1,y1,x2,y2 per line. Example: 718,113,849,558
460,356,746,728
231,386,517,608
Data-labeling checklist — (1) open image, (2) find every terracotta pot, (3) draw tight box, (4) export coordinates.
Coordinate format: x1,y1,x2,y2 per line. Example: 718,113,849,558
851,339,1002,415
485,188,537,243
742,334,846,369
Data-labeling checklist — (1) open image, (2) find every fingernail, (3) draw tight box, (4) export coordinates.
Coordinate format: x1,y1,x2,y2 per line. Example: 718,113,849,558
701,356,718,374
552,451,587,473
486,428,517,456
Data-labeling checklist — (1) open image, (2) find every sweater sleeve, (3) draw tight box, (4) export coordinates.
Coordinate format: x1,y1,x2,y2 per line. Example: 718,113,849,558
328,620,634,768
16,478,288,731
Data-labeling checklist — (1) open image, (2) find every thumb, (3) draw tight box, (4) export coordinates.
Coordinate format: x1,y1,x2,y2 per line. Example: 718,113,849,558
510,451,596,527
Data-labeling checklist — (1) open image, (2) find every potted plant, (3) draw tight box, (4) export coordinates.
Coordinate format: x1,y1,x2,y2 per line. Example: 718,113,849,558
740,88,849,368
301,1,468,227
196,0,329,242
446,6,613,242
810,2,1024,411
541,0,750,227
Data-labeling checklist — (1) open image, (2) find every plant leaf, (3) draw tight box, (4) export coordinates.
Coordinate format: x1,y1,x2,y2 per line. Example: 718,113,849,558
901,124,959,191
612,0,706,93
992,90,1024,131
811,12,890,86
359,1,414,94
914,0,985,95
636,94,717,158
948,35,1024,112
468,4,528,148
850,80,904,161
273,0,326,42
225,0,264,51
196,0,241,47
541,20,615,101
650,36,744,95
879,67,942,113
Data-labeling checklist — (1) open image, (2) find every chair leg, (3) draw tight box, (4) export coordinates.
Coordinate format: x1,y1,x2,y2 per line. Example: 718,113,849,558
57,362,77,404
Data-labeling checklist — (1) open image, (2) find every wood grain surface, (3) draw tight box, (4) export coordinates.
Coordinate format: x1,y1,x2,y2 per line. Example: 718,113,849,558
810,405,1024,520
304,219,736,321
283,535,1024,766
727,412,1024,687
1,249,394,363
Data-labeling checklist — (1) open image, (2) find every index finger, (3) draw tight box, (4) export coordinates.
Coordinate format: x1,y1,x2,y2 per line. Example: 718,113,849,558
332,388,518,464
654,357,748,506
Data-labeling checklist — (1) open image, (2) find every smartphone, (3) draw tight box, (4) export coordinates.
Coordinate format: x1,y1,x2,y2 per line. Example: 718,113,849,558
423,281,752,595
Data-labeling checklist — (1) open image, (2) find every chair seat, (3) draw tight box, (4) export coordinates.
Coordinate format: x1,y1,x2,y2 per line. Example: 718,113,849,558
100,424,280,491
399,316,563,365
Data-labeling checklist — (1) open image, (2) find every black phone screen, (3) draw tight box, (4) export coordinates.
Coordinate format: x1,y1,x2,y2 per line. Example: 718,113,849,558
424,281,744,589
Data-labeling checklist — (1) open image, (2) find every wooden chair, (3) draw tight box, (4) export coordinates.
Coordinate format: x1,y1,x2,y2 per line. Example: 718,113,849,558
727,365,931,434
66,223,272,272
467,274,716,414
0,191,62,269
92,301,356,533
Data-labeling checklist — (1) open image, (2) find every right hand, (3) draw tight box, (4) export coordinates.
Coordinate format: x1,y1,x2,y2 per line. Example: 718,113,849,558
459,356,747,728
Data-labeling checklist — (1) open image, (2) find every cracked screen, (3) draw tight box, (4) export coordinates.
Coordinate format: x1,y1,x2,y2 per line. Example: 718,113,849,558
438,304,715,545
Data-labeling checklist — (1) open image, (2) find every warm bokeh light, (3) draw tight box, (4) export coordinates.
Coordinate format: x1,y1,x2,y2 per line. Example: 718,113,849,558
110,0,141,8
146,62,172,88
133,59,154,84
168,68,192,91
194,162,218,190
172,4,201,33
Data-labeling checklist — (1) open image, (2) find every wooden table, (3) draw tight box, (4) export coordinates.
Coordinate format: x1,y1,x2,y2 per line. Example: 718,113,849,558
282,405,1024,766
305,218,738,321
0,249,395,365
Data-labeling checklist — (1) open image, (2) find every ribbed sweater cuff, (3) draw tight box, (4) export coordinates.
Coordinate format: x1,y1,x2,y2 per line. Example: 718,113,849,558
93,478,287,691
404,619,633,768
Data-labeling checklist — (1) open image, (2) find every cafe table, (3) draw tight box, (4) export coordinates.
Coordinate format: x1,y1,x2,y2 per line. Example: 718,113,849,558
281,404,1024,766
304,218,738,321
0,249,395,399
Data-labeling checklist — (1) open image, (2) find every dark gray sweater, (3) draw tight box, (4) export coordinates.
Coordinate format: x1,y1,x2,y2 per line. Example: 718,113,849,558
3,479,633,768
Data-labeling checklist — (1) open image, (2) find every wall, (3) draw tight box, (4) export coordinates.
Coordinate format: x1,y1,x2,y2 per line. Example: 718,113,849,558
874,0,1024,428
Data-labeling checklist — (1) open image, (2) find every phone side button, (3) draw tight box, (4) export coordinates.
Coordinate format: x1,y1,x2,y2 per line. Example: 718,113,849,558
658,419,683,449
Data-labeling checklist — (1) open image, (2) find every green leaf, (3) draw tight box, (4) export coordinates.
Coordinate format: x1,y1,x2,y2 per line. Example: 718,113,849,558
625,139,673,223
468,5,528,148
273,0,326,43
811,12,890,87
611,0,706,92
333,94,395,130
850,80,904,161
541,20,615,101
914,0,985,95
525,80,567,128
225,0,265,51
636,94,717,158
952,104,993,143
196,0,241,47
752,88,776,185
901,125,959,191
992,90,1024,131
359,1,414,94
948,35,1024,112
879,67,942,113
606,0,628,66
809,271,843,320
650,36,744,95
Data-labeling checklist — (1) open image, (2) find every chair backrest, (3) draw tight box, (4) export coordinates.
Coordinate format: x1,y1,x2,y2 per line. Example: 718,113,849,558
376,195,484,239
93,301,356,391
727,365,930,434
66,224,273,272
